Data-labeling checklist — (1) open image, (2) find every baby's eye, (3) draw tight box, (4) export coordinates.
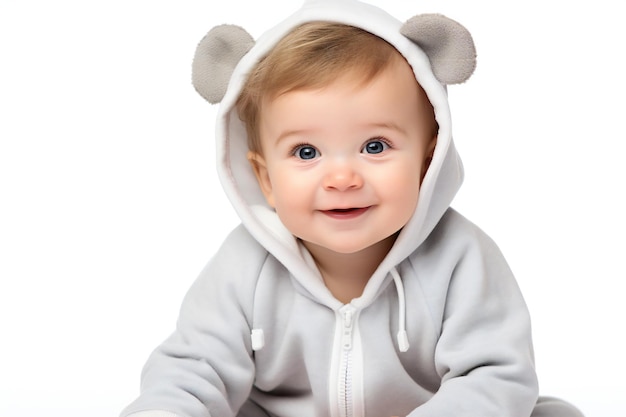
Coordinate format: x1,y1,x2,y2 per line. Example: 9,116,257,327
293,145,320,160
362,139,390,154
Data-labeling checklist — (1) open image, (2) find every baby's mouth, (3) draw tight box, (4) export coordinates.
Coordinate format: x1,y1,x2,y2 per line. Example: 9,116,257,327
321,207,370,219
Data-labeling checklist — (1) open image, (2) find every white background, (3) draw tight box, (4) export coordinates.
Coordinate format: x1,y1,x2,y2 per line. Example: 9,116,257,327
1,1,624,416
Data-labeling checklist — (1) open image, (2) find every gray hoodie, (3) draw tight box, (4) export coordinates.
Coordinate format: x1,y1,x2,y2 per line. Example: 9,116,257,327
121,1,542,416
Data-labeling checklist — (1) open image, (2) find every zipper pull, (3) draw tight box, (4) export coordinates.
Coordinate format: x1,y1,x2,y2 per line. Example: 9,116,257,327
340,305,356,350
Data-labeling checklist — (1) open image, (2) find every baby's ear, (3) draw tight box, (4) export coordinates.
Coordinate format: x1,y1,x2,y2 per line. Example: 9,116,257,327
401,14,476,85
192,24,255,104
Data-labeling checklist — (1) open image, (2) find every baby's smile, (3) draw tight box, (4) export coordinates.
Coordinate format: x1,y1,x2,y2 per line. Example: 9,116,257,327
320,206,371,219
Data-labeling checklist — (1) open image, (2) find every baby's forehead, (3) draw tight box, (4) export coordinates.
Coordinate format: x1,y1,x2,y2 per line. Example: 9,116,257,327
263,51,422,99
259,59,436,136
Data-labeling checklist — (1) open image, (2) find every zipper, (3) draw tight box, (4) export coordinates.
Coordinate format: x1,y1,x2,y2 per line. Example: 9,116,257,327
336,304,358,417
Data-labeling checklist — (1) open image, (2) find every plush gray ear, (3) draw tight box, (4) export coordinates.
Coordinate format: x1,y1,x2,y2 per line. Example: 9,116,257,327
192,24,255,104
400,14,476,85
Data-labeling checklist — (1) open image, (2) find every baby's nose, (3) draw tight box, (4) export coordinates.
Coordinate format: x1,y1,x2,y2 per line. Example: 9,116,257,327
322,163,363,191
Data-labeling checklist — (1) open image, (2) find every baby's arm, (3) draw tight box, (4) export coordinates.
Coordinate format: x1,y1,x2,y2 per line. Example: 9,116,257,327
409,215,539,417
121,226,265,417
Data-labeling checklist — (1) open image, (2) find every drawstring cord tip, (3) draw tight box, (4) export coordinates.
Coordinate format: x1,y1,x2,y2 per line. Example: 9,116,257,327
251,328,265,351
397,330,409,352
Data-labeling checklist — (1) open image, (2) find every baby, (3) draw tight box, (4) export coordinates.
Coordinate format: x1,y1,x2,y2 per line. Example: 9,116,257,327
121,1,584,416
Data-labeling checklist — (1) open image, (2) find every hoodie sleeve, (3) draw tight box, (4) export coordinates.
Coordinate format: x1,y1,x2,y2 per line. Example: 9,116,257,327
121,225,268,417
409,210,539,417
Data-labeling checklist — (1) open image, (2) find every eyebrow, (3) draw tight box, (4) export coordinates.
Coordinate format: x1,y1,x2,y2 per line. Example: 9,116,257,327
369,121,402,130
365,121,408,136
274,128,315,145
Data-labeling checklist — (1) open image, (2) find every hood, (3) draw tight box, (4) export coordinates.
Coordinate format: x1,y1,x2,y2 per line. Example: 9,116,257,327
191,0,476,310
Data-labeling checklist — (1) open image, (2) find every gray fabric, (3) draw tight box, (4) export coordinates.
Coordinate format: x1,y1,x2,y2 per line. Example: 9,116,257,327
192,24,254,104
401,14,477,85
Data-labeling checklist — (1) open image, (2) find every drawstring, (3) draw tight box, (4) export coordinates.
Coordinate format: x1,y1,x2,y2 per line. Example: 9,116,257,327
391,268,410,352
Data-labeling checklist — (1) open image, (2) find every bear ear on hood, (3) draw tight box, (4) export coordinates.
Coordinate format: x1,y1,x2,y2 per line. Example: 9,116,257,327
401,14,476,85
192,24,255,104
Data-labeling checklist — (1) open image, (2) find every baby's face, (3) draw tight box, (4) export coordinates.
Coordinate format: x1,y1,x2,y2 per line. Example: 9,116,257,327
249,58,436,255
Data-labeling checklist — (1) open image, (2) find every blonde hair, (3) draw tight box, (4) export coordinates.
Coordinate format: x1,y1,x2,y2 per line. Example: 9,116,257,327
236,22,435,153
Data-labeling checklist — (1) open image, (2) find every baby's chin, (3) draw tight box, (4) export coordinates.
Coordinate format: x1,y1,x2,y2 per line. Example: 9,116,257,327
299,232,399,257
